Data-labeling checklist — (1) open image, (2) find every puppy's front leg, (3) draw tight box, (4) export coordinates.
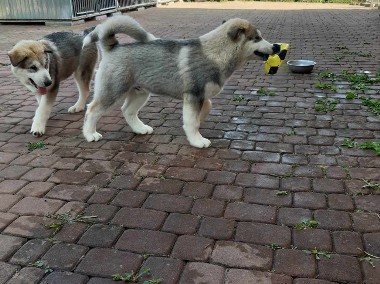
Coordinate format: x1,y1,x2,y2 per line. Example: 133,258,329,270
31,91,57,137
182,94,211,148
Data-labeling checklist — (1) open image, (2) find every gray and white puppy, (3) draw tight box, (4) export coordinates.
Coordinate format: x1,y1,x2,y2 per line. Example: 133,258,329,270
82,15,273,148
8,30,98,136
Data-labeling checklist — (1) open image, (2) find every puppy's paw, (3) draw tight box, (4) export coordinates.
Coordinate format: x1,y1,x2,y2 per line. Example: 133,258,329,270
189,137,211,148
31,123,45,137
84,132,103,142
68,104,85,113
134,125,153,135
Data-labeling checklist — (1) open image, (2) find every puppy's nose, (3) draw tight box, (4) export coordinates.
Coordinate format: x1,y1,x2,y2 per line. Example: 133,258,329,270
44,79,52,87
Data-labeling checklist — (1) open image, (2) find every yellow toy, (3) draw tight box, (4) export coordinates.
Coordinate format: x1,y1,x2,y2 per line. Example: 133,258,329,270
263,43,289,75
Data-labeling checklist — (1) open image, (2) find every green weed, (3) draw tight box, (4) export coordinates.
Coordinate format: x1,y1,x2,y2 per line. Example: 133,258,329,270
303,248,331,260
32,260,53,274
345,92,358,100
314,82,337,92
358,141,380,155
341,138,380,156
294,219,319,230
268,243,283,250
46,211,97,233
232,95,245,102
360,251,380,268
361,179,380,191
361,97,380,117
319,71,337,81
275,190,289,196
113,268,161,283
257,89,276,96
27,141,46,152
341,138,359,148
315,99,338,112
286,130,296,136
343,50,372,58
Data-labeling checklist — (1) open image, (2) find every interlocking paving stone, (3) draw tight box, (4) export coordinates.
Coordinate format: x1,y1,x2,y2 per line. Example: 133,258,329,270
172,235,213,261
352,212,380,232
332,231,363,255
75,248,142,278
143,194,193,213
17,182,55,197
3,216,55,238
140,257,184,284
76,224,121,248
235,222,291,247
363,233,380,256
41,243,88,270
0,234,26,261
0,213,17,231
0,261,19,284
318,254,362,283
111,207,167,230
162,213,200,235
199,217,235,240
9,197,64,216
293,279,338,284
293,229,332,251
274,249,316,277
225,202,276,223
313,210,352,230
54,223,89,243
191,198,225,217
278,207,313,227
45,184,94,202
9,239,51,266
0,194,22,211
6,267,45,284
0,180,28,194
0,3,378,283
179,262,224,284
211,241,272,269
115,229,176,255
362,259,380,284
40,271,89,284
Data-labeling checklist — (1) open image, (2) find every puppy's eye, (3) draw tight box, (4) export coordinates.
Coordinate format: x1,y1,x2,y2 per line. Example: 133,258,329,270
30,65,38,72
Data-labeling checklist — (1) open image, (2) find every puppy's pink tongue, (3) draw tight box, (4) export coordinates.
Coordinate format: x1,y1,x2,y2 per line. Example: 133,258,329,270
38,87,47,95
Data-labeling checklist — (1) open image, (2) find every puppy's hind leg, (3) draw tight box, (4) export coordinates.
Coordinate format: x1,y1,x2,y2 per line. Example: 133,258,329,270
69,62,96,113
182,94,211,148
121,88,153,135
199,99,212,122
82,99,106,142
83,79,112,142
69,71,90,113
69,47,97,113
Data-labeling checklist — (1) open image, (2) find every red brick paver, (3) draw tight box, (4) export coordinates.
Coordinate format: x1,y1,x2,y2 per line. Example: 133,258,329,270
0,2,379,283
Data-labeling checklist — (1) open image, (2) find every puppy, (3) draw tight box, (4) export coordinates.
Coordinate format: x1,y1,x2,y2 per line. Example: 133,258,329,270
8,29,97,136
82,16,274,148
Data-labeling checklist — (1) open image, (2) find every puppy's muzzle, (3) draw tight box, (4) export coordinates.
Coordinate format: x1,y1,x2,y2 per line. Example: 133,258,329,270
254,44,279,59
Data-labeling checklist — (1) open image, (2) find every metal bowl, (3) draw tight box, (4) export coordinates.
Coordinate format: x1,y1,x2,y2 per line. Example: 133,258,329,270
287,60,316,73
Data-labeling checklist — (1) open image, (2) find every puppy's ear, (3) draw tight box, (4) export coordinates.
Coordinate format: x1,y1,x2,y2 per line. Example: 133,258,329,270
228,26,246,42
7,49,26,67
40,40,53,54
222,20,226,24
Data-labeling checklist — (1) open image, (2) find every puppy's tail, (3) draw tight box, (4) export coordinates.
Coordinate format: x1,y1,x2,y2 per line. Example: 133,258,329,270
82,15,156,51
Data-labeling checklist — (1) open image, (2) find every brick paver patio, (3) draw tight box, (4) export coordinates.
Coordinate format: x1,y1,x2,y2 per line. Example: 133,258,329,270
0,2,379,283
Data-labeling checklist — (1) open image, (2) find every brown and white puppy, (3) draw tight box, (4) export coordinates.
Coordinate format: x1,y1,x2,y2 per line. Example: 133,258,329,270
82,16,274,148
8,30,97,136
